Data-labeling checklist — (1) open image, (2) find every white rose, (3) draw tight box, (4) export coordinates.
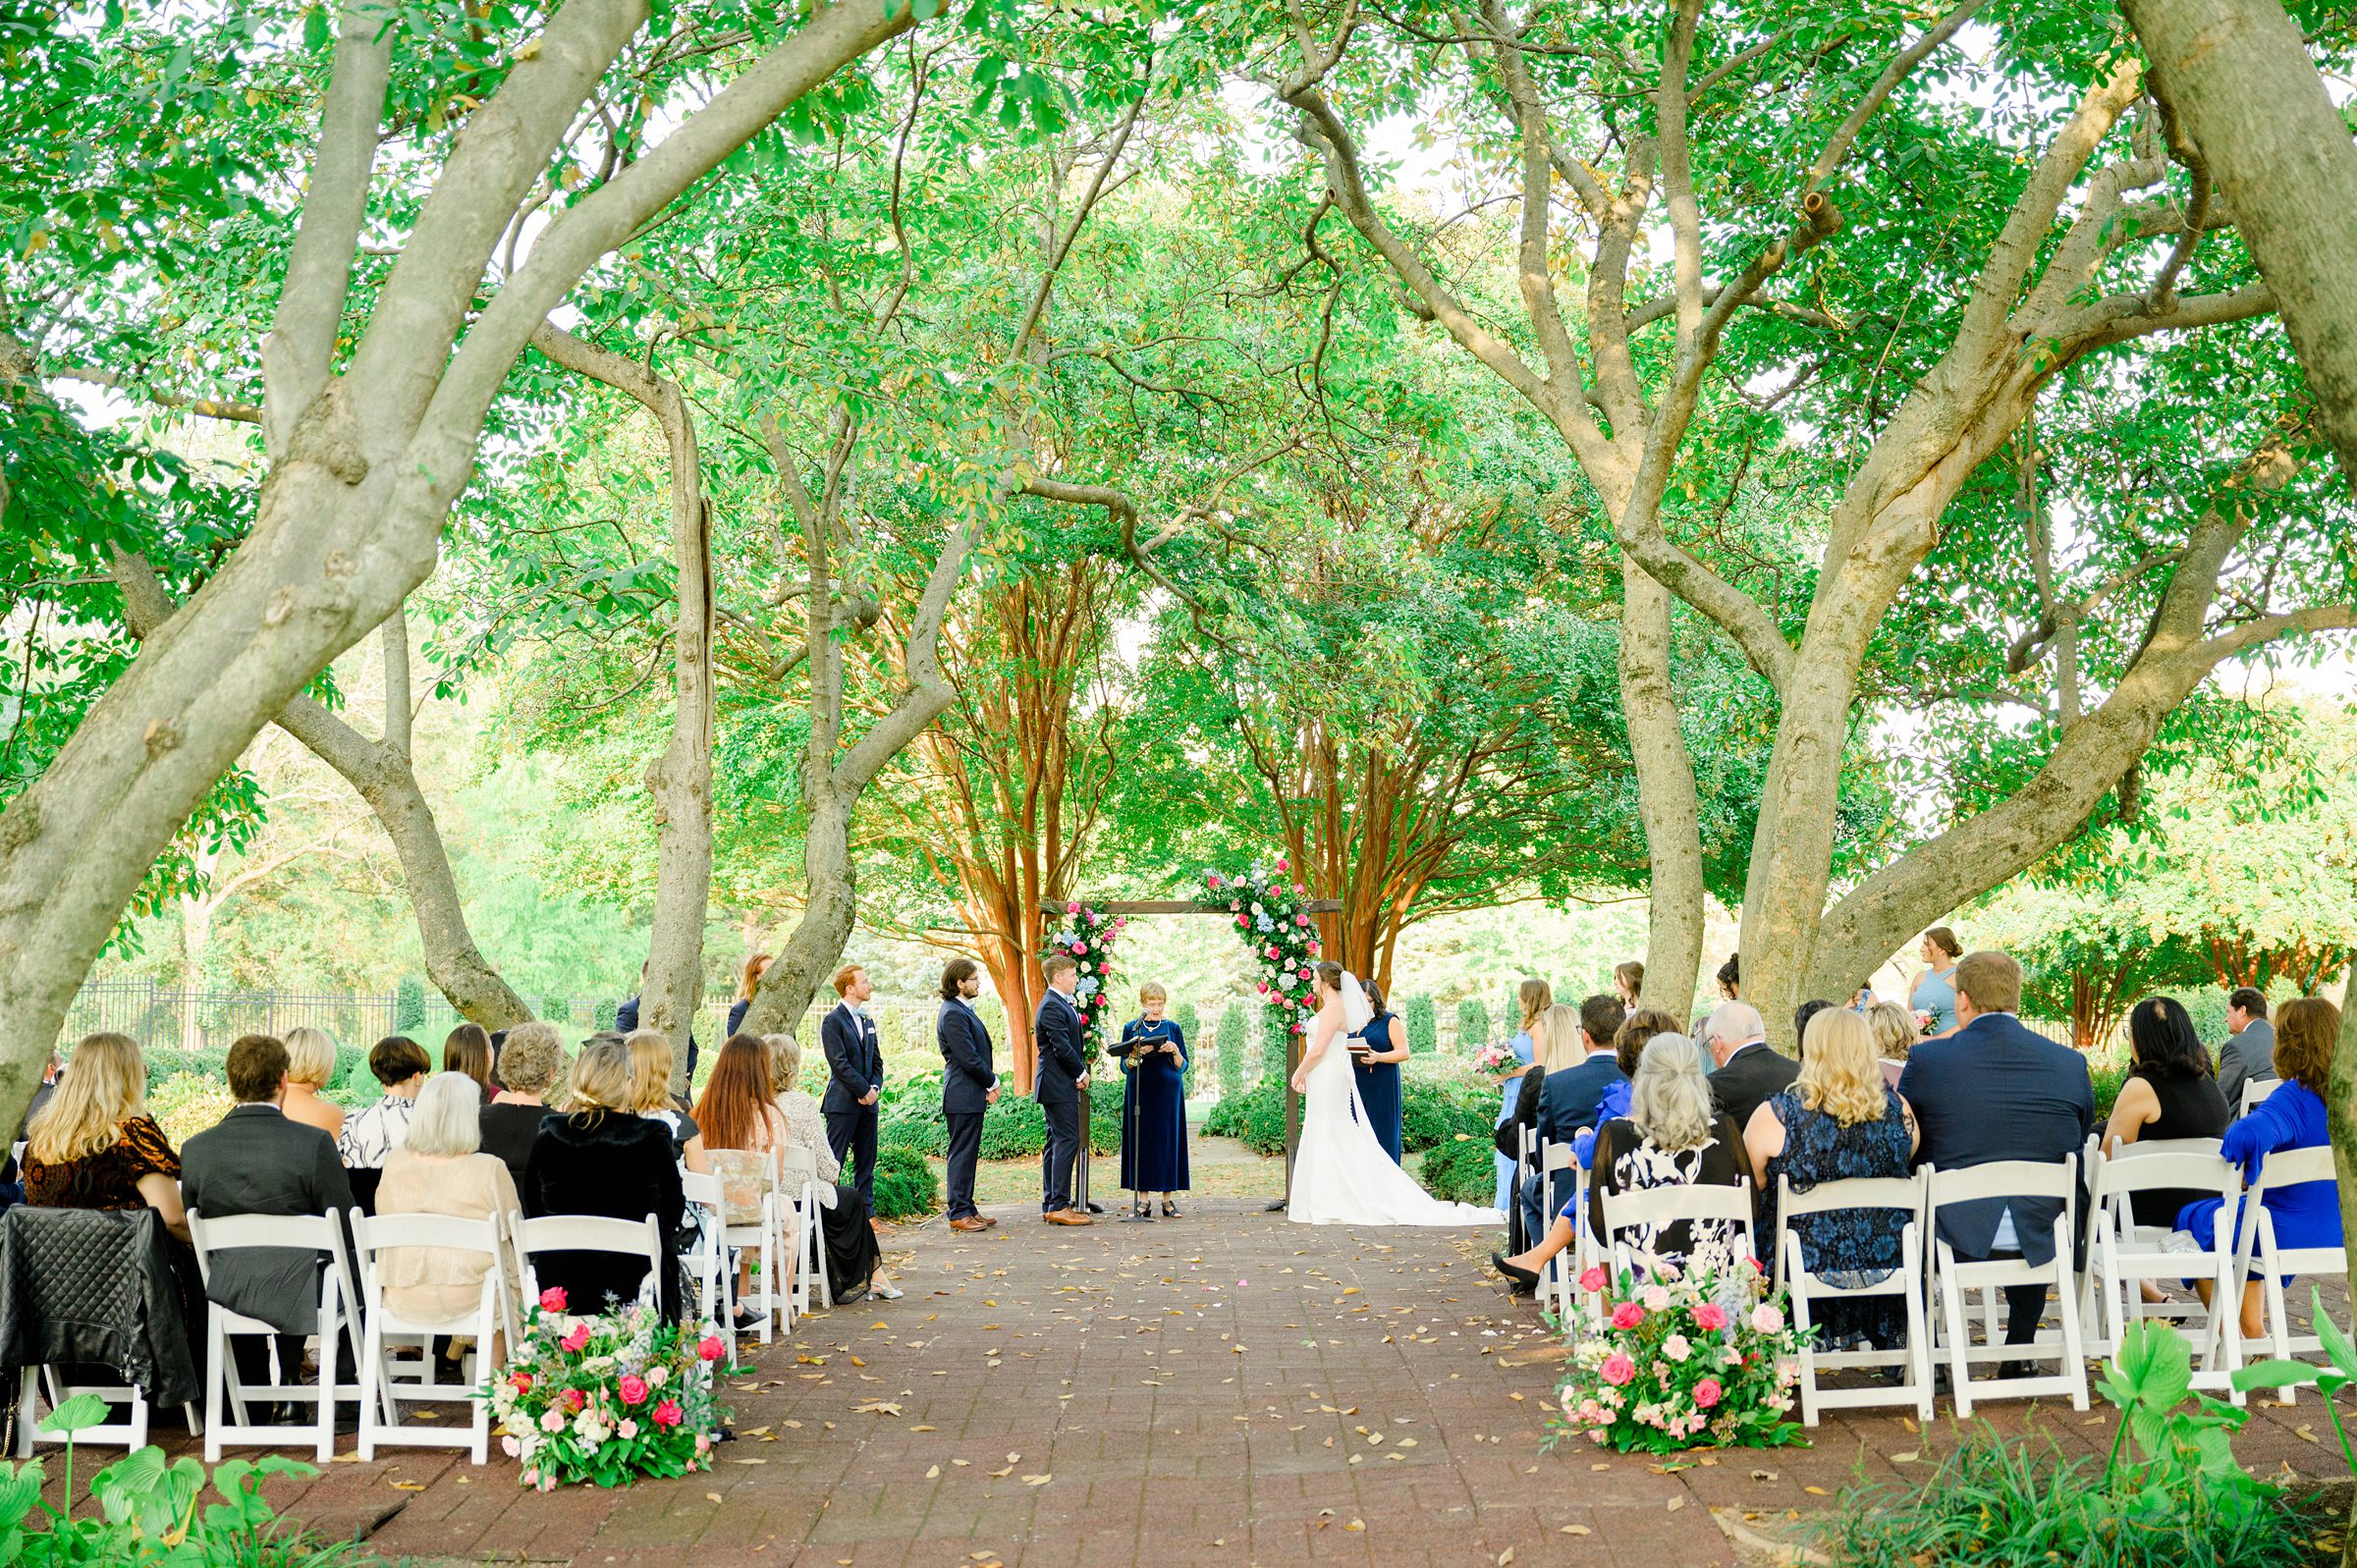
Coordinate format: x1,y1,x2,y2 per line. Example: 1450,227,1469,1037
647,1365,669,1388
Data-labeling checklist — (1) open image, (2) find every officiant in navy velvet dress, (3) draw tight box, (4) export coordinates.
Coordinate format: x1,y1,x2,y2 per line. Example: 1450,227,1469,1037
1350,981,1410,1163
1111,983,1190,1217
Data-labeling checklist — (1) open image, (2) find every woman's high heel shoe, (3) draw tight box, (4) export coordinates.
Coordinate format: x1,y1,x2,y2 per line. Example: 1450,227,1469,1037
1490,1251,1540,1294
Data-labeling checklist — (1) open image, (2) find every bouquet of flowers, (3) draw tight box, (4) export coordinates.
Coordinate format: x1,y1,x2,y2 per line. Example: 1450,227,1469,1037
1043,901,1127,1056
1470,1041,1518,1074
1913,1008,1937,1038
1551,1246,1810,1454
1205,860,1322,1038
489,1287,728,1489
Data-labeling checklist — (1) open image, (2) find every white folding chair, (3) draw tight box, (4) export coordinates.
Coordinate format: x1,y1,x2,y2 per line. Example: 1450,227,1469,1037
1597,1180,1757,1283
781,1145,830,1318
2240,1078,2284,1117
680,1169,729,1337
188,1210,363,1461
1532,1140,1584,1322
2227,1147,2351,1405
1778,1173,1933,1425
14,1368,201,1457
2078,1144,2241,1392
513,1214,667,1318
706,1151,787,1340
1925,1158,2089,1416
354,1211,519,1463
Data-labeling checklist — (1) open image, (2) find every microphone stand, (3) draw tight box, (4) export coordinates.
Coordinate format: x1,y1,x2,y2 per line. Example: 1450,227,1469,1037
1118,1032,1154,1222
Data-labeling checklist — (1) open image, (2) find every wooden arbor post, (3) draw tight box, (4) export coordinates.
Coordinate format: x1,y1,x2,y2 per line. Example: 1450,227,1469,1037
1040,898,1343,1208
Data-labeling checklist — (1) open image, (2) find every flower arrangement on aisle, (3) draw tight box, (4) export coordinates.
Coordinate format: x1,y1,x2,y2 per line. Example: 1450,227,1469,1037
489,1287,728,1489
1550,1247,1811,1454
1043,900,1127,1054
1204,859,1324,1039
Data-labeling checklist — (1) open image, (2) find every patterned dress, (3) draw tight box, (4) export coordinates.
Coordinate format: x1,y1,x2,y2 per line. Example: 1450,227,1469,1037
23,1115,179,1210
1759,1087,1912,1349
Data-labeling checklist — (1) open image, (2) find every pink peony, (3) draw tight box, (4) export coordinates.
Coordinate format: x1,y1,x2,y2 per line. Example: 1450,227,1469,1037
1750,1303,1784,1333
619,1375,649,1406
538,1286,569,1313
1600,1352,1636,1386
539,1409,564,1433
561,1323,591,1354
1578,1266,1609,1294
1693,1378,1723,1409
1693,1302,1728,1331
1611,1302,1644,1329
652,1398,685,1430
697,1334,726,1362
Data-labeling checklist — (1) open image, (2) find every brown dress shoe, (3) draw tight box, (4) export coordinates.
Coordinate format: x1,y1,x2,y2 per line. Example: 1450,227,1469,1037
977,1216,1000,1227
950,1217,990,1232
1046,1210,1094,1226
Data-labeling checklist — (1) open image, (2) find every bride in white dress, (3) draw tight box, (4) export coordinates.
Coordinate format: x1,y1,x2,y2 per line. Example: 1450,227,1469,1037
1288,963,1500,1226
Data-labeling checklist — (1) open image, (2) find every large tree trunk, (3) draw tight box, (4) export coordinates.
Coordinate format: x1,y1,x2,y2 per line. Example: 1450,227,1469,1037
2125,0,2357,489
751,788,860,1045
1619,565,1706,1019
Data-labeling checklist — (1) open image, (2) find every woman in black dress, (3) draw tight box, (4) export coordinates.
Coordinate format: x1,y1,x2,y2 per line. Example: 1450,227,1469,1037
1111,984,1190,1217
1349,983,1409,1164
523,1037,685,1321
2104,997,2229,1301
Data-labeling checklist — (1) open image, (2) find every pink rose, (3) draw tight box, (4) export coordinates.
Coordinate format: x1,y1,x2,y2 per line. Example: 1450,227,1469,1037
652,1398,685,1430
1642,1285,1671,1312
619,1375,649,1406
1207,872,1223,887
1073,941,1087,954
562,1387,586,1412
1693,1378,1723,1409
1610,1302,1644,1329
1693,1302,1727,1331
1235,915,1247,928
1265,946,1279,959
1067,900,1080,913
537,1286,568,1313
509,1371,534,1393
1578,1266,1608,1294
1750,1303,1784,1333
1276,857,1288,872
560,1324,591,1354
1599,1352,1636,1386
1294,883,1305,895
697,1334,726,1362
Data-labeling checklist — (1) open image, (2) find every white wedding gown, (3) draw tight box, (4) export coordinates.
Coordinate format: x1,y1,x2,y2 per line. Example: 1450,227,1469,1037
1288,977,1501,1227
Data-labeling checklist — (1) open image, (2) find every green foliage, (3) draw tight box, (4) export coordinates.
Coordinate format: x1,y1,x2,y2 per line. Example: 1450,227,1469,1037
2234,1287,2357,1485
876,1074,948,1159
1259,1009,1290,1089
0,1392,354,1567
1087,1082,1122,1157
1829,1323,2317,1567
1202,1080,1288,1157
1415,1134,1495,1207
392,977,427,1036
593,999,619,1033
1454,997,1490,1053
1403,995,1437,1054
1398,1070,1493,1155
1174,1002,1200,1097
1214,1007,1247,1103
868,1145,939,1222
978,1095,1048,1162
148,1074,233,1151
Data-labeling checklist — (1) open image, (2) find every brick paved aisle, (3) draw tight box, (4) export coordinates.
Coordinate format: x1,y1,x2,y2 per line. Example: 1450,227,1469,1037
222,1193,2350,1568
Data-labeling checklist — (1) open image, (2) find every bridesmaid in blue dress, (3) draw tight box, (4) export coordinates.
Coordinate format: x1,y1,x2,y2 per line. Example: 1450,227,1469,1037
1493,979,1552,1210
1111,983,1191,1218
1349,983,1411,1163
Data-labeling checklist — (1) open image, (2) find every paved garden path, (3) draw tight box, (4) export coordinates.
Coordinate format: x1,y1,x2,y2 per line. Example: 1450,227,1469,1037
213,1190,2357,1568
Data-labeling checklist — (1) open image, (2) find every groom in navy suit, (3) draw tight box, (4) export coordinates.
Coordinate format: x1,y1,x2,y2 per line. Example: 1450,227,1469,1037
1035,953,1092,1226
821,963,885,1214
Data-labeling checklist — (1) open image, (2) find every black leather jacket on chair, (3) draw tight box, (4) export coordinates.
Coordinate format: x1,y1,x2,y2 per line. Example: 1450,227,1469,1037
0,1205,199,1408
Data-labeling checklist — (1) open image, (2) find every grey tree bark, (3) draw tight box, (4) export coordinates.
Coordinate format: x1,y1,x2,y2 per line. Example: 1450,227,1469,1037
1619,566,1706,1017
0,0,916,1137
2124,0,2357,489
530,323,715,1094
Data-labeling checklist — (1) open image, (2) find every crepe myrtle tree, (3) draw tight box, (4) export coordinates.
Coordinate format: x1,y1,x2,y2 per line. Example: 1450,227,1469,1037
1274,0,2357,1042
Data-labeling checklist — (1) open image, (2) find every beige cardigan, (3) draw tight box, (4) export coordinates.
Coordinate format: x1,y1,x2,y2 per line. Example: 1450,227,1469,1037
374,1149,522,1324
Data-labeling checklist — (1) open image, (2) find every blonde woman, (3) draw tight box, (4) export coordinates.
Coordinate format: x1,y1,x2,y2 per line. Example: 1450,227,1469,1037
625,1030,709,1175
1492,978,1554,1211
375,1072,523,1333
521,1037,684,1320
1865,1001,1918,1088
280,1026,346,1141
1744,1008,1917,1348
1494,1001,1586,1173
763,1034,893,1303
23,1032,188,1239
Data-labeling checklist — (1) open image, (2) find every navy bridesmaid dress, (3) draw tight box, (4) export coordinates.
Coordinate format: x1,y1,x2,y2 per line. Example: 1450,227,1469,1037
1352,1009,1405,1164
1112,1016,1190,1193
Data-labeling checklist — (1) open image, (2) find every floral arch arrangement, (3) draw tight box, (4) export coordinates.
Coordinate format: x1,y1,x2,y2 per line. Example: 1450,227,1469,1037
1042,900,1127,1053
1204,858,1324,1039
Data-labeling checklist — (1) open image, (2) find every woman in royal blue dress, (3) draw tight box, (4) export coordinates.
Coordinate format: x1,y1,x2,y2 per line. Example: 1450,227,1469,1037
1349,982,1411,1163
1111,983,1191,1218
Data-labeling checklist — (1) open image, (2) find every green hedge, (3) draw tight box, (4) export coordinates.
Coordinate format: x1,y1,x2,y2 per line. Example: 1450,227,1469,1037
393,976,428,1035
1203,1080,1288,1156
1455,996,1490,1052
1215,1008,1247,1102
1417,1133,1497,1207
877,1072,949,1158
1175,1003,1201,1097
979,1095,1048,1161
1404,995,1438,1054
1399,1074,1495,1155
870,1144,940,1220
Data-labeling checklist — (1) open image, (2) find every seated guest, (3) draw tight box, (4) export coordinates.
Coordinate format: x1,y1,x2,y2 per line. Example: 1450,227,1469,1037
25,1033,188,1237
182,1034,358,1403
1498,999,1621,1250
692,1034,791,1324
2178,996,2343,1340
727,953,770,1037
1746,1009,1917,1347
1577,1007,1686,1167
1493,1033,1745,1288
626,1031,709,1174
1865,1001,1918,1089
523,1038,684,1320
1704,1001,1799,1135
1791,1000,1836,1061
2217,987,2278,1113
1898,949,2093,1359
338,1036,430,1214
280,1027,346,1142
478,1022,564,1187
766,1034,899,1303
442,1023,494,1101
2105,997,2230,1215
376,1072,522,1333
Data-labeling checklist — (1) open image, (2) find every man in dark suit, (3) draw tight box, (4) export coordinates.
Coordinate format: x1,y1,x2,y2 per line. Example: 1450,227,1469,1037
820,963,885,1215
938,958,1001,1233
1897,948,2094,1356
617,959,700,1082
180,1034,357,1417
2218,987,2278,1113
1034,953,1092,1225
1507,995,1628,1244
1704,1000,1799,1135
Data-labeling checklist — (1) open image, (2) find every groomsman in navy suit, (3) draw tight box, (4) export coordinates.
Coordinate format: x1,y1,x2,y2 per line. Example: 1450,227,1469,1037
1035,953,1092,1225
938,958,1000,1232
821,963,885,1215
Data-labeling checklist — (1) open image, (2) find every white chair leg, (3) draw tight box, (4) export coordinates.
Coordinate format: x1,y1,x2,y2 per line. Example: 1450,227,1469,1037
1939,1250,1974,1420
357,1319,383,1462
204,1311,227,1464
2056,1267,2090,1411
14,1368,33,1459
